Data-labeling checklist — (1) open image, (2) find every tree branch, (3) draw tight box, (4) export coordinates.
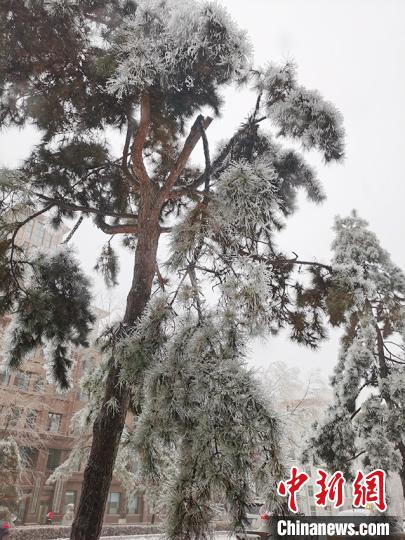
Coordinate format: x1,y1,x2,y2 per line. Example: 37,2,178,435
132,92,151,191
9,204,55,292
62,215,84,244
96,220,138,235
158,115,212,205
122,113,139,190
167,187,203,202
33,193,137,220
187,120,251,190
350,406,362,420
198,117,211,194
238,249,332,273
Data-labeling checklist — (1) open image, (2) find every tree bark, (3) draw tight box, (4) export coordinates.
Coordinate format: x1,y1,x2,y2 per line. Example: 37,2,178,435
70,195,161,540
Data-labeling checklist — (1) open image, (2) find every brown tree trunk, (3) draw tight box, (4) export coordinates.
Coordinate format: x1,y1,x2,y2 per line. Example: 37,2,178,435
70,201,160,540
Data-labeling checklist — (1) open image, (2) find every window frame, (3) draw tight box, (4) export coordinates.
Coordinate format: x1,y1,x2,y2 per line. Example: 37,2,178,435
47,412,62,433
14,371,32,391
106,492,121,515
46,448,62,470
25,409,39,429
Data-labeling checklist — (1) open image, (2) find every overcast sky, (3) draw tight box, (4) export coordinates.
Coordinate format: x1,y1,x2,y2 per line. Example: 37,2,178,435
1,0,404,382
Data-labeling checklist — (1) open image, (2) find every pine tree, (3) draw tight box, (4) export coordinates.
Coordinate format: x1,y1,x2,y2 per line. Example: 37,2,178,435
1,1,344,538
306,213,405,499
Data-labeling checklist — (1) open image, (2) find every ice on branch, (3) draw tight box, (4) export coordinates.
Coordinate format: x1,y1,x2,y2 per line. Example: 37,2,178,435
261,63,345,162
108,0,252,97
130,311,284,536
214,158,282,238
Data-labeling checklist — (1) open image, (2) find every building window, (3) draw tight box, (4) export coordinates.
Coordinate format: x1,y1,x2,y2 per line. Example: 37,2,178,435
46,448,62,470
47,413,62,433
25,410,39,429
126,494,139,515
33,378,45,392
8,406,21,427
14,371,31,391
20,446,39,468
64,491,77,511
106,492,121,515
0,368,11,386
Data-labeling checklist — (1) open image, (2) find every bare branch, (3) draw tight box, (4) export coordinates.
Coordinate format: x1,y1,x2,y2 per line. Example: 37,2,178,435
62,215,84,244
122,114,139,190
158,115,213,204
96,219,138,235
350,406,362,421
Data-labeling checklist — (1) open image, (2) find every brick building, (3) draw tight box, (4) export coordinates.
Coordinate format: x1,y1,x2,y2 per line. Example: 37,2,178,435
0,213,148,525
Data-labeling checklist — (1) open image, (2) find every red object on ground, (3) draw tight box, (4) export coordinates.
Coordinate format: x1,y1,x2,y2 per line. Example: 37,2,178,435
2,524,10,529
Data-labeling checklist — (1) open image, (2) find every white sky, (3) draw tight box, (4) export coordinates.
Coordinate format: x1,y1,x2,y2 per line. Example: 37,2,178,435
1,0,404,381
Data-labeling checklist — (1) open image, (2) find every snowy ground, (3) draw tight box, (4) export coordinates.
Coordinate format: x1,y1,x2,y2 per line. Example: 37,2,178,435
58,534,233,540
106,536,232,540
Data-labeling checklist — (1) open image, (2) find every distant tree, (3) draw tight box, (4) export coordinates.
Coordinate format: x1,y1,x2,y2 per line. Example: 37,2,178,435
306,213,405,498
0,1,344,538
261,362,331,462
0,377,50,450
0,437,22,523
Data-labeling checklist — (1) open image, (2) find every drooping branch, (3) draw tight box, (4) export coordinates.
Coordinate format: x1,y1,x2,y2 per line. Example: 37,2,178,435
383,355,405,365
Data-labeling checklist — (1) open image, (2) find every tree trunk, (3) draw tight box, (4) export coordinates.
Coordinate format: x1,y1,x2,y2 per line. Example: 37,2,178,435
70,202,160,540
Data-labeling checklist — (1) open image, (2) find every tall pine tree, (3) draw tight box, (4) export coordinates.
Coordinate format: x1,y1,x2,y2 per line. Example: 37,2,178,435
306,213,405,499
1,1,344,538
